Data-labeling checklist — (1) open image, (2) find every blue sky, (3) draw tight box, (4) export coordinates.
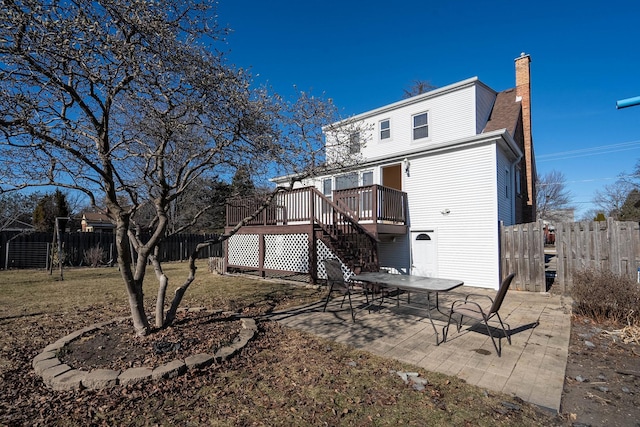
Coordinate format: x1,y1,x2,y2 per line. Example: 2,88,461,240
217,0,640,219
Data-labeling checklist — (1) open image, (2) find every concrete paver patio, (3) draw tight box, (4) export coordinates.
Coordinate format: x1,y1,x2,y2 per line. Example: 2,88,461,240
269,286,572,413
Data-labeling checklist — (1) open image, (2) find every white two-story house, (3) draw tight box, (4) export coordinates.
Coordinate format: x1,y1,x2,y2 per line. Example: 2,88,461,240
225,54,536,290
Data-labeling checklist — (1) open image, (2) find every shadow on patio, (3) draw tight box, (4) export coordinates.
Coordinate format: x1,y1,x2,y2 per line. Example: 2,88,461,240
266,286,572,413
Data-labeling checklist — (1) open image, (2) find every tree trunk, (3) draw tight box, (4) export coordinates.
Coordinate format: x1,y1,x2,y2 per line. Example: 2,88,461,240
163,250,198,328
115,217,150,336
152,250,169,328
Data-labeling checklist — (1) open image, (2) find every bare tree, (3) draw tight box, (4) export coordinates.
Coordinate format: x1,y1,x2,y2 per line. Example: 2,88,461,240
592,181,634,219
0,192,40,231
402,80,437,98
0,0,363,336
535,170,574,222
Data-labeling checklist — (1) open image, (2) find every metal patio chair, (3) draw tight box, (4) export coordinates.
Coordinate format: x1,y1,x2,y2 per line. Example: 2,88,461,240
322,258,356,322
442,273,516,356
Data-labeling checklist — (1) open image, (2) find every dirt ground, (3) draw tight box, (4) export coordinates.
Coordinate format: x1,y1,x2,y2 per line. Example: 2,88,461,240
560,314,640,426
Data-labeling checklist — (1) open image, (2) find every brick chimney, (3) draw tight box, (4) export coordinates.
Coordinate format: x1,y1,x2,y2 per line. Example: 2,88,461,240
515,52,536,220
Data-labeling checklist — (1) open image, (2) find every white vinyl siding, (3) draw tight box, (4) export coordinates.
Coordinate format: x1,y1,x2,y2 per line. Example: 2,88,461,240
476,84,498,134
405,142,500,289
351,84,479,161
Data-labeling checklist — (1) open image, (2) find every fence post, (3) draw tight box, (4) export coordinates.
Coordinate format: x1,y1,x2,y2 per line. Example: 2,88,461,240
5,241,9,270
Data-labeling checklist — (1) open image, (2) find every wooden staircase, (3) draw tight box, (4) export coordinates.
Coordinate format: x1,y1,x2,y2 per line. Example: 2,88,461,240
309,188,379,273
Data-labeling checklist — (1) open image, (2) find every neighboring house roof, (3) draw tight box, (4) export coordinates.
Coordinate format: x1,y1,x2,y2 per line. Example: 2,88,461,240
81,211,115,230
483,88,522,136
1,218,35,232
82,212,111,222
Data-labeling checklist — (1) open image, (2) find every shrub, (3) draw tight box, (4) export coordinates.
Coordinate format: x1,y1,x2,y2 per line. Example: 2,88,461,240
83,245,106,268
571,268,640,325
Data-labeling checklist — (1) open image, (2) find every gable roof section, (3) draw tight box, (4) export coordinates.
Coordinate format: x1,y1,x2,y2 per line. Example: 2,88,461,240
483,88,522,136
483,88,522,137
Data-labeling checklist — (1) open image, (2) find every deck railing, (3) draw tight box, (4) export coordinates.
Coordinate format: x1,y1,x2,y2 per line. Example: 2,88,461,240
333,185,406,224
226,185,407,227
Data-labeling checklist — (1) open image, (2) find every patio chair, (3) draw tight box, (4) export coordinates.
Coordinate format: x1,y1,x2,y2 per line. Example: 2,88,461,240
322,258,356,322
442,273,516,356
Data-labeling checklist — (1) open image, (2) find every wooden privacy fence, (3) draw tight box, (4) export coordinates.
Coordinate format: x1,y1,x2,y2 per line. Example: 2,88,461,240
555,218,640,293
500,220,545,292
501,219,640,294
1,231,223,269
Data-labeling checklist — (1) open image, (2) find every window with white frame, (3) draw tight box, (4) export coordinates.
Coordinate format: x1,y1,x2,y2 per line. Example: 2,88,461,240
412,112,429,140
349,132,360,154
379,119,390,140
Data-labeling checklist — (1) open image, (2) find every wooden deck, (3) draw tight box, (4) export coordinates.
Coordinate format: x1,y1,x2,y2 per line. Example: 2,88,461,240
226,185,408,238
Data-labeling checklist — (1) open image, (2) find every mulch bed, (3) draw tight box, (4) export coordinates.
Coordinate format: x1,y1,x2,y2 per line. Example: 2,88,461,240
58,311,243,371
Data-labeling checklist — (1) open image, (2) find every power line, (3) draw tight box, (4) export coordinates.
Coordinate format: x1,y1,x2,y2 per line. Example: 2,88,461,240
537,140,640,162
537,175,636,187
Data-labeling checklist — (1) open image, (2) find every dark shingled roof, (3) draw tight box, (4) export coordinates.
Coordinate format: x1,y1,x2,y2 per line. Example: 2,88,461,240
483,88,522,136
82,211,112,223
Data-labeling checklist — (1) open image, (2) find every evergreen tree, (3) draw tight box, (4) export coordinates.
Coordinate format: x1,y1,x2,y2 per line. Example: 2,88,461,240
32,190,71,232
618,189,640,222
231,167,255,197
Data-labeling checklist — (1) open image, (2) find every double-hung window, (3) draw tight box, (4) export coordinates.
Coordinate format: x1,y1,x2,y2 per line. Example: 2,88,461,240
379,119,390,140
335,172,359,190
362,171,373,186
323,178,332,199
349,132,360,154
412,112,429,140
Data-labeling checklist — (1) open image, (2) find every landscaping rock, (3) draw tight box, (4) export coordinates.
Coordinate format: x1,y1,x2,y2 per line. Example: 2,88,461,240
34,357,62,375
50,369,86,391
185,353,215,370
82,369,120,389
152,359,186,380
41,364,72,385
118,367,153,385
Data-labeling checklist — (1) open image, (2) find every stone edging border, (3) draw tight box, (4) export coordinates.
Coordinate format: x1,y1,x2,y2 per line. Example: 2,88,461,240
31,312,258,391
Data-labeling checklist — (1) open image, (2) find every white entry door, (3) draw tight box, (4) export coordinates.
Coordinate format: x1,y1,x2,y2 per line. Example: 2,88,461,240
411,230,438,277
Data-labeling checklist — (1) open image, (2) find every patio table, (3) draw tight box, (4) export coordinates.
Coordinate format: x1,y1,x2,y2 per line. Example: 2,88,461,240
351,272,464,344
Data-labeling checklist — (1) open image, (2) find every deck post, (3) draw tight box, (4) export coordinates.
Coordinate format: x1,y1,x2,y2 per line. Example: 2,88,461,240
258,233,265,277
372,185,379,223
309,189,318,284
